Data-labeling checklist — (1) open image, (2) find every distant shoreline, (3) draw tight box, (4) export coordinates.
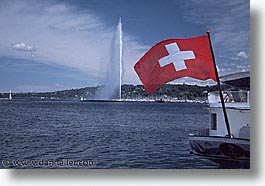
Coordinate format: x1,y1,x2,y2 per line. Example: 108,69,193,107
0,84,220,102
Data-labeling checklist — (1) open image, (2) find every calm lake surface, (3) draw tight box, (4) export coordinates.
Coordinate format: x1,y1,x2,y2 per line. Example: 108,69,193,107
0,100,217,169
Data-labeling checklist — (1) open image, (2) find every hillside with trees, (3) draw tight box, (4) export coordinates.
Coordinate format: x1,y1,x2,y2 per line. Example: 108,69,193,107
1,84,220,101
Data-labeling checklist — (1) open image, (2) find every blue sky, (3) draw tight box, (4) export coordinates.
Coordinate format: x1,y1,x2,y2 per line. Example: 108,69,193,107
0,0,249,92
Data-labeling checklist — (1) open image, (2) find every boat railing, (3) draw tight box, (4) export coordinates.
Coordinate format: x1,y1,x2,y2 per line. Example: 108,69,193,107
208,91,250,104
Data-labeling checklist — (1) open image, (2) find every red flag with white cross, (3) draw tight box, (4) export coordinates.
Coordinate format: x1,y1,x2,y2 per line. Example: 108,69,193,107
134,35,217,94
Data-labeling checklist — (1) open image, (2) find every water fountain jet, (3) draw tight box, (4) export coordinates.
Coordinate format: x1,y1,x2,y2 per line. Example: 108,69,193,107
82,18,123,102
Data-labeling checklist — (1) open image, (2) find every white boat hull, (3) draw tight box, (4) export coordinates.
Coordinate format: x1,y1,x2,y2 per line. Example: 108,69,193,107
188,134,250,168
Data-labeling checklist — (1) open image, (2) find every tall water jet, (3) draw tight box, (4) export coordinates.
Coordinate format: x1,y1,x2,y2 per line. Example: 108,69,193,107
118,17,123,100
95,18,123,100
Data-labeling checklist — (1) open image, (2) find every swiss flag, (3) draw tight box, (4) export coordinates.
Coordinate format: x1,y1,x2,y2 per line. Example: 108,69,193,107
134,35,217,94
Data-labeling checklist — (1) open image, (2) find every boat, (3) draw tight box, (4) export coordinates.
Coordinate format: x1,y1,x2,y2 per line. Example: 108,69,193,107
0,90,12,100
80,96,123,102
155,98,165,103
80,99,123,103
188,71,250,168
9,90,12,100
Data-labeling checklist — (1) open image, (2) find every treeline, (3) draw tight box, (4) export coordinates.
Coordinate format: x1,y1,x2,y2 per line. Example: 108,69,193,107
1,84,219,100
121,84,218,100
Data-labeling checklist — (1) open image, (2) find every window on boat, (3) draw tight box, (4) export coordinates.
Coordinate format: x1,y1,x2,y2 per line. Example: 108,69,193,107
211,113,217,130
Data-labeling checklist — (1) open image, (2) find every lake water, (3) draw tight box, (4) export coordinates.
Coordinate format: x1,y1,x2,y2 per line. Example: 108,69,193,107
0,100,217,169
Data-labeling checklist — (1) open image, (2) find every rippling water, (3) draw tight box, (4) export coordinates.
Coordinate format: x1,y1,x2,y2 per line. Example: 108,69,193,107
0,100,217,169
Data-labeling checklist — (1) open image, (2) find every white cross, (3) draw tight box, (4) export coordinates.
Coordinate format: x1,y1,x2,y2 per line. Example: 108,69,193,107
158,42,195,71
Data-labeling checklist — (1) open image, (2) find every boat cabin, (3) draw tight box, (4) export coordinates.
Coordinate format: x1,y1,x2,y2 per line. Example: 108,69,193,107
208,72,250,139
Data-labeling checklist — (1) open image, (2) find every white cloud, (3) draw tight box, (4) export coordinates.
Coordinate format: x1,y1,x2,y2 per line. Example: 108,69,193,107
11,42,35,51
0,0,147,85
237,51,248,59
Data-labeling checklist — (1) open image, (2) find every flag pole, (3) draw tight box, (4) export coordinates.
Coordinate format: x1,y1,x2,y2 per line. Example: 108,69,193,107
206,32,232,138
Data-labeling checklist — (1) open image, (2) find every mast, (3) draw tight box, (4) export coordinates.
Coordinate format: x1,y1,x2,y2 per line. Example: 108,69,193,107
207,32,232,138
9,90,12,100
